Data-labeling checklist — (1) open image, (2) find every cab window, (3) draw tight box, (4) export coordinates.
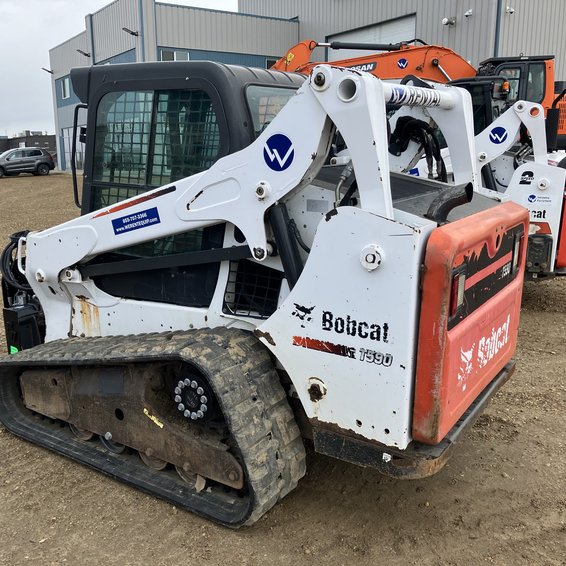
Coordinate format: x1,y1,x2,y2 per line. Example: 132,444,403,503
527,62,545,103
246,85,297,138
90,88,223,260
92,89,221,206
499,67,521,102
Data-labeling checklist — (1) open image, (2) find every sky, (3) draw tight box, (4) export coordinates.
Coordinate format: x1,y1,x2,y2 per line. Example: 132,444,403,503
0,0,238,137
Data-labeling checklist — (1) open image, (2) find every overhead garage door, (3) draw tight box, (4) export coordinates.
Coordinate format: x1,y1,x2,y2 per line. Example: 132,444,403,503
328,15,416,61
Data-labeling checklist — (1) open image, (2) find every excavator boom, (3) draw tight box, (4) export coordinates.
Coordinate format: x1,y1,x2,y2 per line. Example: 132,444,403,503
271,39,477,82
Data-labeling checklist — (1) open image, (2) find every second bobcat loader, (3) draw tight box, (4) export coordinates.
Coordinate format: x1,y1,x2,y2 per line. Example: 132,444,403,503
2,62,563,526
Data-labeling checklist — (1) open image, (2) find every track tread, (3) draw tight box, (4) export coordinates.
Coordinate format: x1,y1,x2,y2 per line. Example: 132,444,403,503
0,329,306,526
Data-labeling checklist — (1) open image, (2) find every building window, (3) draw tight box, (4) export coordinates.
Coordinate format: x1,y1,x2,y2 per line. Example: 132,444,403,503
265,58,278,69
61,77,71,100
160,49,190,62
62,126,86,170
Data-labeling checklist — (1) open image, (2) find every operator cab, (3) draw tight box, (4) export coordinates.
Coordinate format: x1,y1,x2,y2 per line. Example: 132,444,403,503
477,55,552,105
69,62,305,313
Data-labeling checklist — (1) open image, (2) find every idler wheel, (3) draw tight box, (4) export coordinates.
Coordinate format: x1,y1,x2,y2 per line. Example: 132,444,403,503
69,424,94,441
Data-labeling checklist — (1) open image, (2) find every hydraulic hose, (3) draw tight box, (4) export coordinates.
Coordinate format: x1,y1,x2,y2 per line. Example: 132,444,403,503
1,232,31,292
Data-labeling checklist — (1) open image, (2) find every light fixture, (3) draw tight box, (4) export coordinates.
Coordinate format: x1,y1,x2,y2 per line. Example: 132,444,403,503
505,6,515,13
41,67,54,74
76,49,91,57
441,16,457,26
122,27,139,37
464,9,473,17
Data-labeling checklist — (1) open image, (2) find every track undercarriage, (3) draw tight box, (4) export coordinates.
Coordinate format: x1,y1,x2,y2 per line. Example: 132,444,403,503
0,329,306,527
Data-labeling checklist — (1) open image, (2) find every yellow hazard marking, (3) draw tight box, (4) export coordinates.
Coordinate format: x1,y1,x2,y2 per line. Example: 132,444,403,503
143,407,164,429
287,53,295,63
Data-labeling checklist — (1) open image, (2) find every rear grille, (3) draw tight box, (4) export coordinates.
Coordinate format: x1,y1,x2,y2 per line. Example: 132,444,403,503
557,99,566,132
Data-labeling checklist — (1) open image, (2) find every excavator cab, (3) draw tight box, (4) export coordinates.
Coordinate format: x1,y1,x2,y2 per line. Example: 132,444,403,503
476,54,566,149
477,55,552,106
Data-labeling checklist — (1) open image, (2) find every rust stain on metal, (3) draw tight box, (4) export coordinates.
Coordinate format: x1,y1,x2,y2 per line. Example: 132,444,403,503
310,418,452,479
77,296,101,335
254,329,276,346
310,417,373,444
308,382,324,402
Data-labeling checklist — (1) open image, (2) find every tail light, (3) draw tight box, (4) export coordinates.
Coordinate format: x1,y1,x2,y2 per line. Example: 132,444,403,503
449,267,466,317
511,233,523,275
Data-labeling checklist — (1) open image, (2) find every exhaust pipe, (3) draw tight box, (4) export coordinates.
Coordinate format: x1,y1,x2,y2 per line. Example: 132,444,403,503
425,183,473,225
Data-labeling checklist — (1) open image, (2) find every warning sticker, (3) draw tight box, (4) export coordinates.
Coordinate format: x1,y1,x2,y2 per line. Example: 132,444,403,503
112,207,161,235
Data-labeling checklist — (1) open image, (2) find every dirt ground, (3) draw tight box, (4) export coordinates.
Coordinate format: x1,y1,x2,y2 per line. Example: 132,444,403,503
0,173,564,565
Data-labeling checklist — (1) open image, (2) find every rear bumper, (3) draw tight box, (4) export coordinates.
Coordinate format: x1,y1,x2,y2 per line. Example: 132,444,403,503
312,361,514,479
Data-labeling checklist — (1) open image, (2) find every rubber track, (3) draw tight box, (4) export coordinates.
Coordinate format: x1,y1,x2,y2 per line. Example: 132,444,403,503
0,329,306,527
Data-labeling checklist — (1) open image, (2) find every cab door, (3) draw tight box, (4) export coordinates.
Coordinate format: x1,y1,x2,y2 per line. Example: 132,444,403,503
495,61,547,105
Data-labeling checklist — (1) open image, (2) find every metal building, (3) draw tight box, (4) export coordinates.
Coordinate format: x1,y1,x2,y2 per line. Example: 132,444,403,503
50,0,566,171
241,0,566,74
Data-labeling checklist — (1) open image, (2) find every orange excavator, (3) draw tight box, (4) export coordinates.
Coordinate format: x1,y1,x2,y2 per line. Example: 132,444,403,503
272,39,566,148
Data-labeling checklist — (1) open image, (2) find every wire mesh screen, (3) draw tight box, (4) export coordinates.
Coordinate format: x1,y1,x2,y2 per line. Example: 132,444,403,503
223,260,284,319
91,88,220,210
150,90,220,186
93,91,152,187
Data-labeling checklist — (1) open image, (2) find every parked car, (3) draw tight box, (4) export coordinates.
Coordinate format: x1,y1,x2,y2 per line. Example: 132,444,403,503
0,148,55,177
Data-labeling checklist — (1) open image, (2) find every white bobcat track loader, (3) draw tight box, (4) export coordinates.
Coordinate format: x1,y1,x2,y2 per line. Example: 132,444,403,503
1,62,559,526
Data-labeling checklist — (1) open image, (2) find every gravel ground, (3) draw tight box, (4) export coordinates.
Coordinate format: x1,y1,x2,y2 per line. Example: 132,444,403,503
0,173,564,565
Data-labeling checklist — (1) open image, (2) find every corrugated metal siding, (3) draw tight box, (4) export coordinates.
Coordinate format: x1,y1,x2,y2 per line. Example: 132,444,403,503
416,1,498,65
498,0,566,80
141,0,158,61
185,49,273,68
240,0,499,66
155,4,297,57
97,49,137,65
328,15,416,61
91,0,139,63
49,32,92,80
56,104,80,134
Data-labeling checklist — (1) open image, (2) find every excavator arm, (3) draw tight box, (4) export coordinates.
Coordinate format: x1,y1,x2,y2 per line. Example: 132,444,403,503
271,39,477,82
